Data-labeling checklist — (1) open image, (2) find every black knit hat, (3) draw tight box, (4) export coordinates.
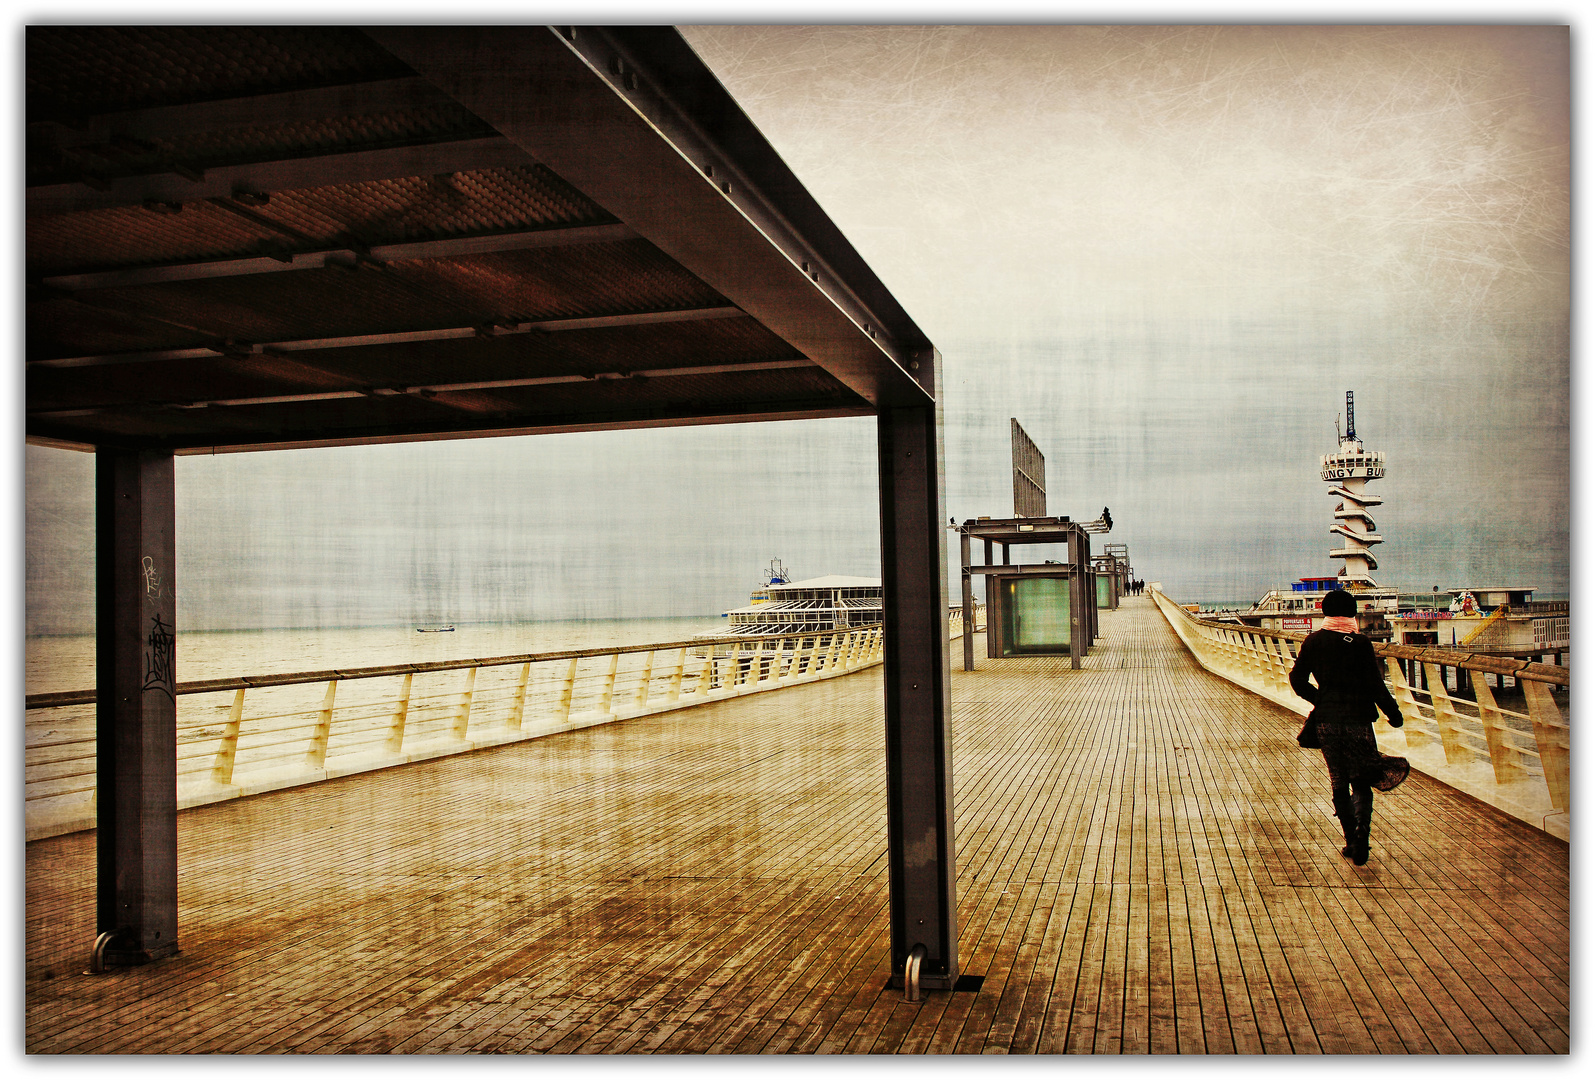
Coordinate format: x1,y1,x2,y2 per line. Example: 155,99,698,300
1322,590,1356,617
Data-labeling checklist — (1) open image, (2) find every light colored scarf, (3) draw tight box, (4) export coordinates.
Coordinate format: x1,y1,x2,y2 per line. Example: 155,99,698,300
1321,616,1360,634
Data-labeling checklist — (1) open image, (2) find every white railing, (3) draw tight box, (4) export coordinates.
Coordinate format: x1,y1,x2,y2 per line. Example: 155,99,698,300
25,605,986,842
25,627,883,841
1151,587,1569,840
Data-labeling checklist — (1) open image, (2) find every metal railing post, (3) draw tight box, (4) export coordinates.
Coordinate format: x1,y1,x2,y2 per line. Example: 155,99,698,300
599,652,619,713
1248,633,1268,691
1384,658,1428,747
1233,631,1253,685
387,672,412,753
634,650,656,707
695,652,714,698
1267,637,1293,697
558,657,579,720
776,634,794,681
669,647,687,701
1422,663,1471,765
1469,670,1528,785
1523,680,1570,814
1214,629,1236,680
508,662,530,730
212,687,246,785
306,679,337,769
453,666,477,740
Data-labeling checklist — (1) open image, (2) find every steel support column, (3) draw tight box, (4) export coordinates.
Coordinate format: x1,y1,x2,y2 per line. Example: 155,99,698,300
1084,538,1098,644
878,391,958,990
95,448,180,965
960,530,975,673
1067,531,1084,669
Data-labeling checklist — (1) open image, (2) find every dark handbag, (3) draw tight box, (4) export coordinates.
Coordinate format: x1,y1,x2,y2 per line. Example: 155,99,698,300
1296,712,1321,749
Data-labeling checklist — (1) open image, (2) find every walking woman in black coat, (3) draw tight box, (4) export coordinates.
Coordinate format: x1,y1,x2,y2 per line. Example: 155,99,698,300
1289,589,1410,865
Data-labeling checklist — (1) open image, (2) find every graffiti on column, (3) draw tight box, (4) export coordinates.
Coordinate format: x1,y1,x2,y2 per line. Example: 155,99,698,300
143,613,176,699
142,555,163,598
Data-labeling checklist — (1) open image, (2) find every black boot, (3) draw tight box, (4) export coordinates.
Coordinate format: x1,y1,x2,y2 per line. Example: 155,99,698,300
1332,789,1358,859
1348,785,1372,865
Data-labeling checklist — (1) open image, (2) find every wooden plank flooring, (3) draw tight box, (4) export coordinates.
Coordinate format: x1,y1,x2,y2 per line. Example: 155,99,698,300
24,597,1569,1054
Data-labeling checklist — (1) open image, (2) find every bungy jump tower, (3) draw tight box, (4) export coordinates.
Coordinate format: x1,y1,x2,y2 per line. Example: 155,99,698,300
1322,390,1385,588
1237,390,1399,636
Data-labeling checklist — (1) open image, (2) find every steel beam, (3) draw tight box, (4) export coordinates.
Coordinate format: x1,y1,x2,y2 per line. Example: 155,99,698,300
876,353,957,991
29,357,816,418
366,26,933,411
963,563,1087,576
28,136,533,217
31,399,876,457
95,448,180,966
31,305,749,370
34,76,460,150
37,223,642,293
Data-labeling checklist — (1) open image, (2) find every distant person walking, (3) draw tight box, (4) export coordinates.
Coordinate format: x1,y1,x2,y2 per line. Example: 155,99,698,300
1289,589,1410,865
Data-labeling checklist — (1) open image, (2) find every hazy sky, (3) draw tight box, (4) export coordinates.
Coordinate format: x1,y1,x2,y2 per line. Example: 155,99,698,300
22,21,1570,632
680,24,1569,597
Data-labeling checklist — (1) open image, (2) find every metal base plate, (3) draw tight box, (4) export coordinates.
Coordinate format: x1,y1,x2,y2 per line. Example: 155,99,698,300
885,974,984,993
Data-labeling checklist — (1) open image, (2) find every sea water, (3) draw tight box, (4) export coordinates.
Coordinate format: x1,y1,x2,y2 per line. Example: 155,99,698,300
24,617,720,697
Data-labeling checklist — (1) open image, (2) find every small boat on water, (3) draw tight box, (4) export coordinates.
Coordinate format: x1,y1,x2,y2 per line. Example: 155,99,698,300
415,625,456,633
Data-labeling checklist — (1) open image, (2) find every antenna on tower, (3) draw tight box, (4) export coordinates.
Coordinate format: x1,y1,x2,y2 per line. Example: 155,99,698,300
1345,390,1357,441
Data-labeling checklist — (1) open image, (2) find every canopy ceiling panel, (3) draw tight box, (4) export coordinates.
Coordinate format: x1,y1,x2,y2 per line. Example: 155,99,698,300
26,24,936,453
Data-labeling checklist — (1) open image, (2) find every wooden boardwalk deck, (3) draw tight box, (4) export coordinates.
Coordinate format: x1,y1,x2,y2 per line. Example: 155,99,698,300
25,597,1569,1054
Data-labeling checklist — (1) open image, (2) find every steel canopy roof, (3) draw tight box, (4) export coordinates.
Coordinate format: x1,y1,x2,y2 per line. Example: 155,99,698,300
26,25,937,454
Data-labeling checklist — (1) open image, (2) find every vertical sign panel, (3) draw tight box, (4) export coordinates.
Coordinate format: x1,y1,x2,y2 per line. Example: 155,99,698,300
1011,418,1046,518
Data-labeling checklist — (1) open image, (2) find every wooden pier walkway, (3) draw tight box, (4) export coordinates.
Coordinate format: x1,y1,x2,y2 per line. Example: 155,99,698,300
24,597,1569,1054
